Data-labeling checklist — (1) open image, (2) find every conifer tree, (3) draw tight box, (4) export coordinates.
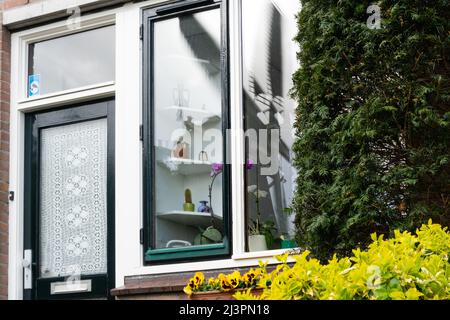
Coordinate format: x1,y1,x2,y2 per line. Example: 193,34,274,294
292,0,450,259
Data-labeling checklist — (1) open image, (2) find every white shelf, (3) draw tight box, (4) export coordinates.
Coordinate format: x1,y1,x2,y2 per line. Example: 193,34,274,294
157,157,212,175
163,106,220,126
157,210,223,229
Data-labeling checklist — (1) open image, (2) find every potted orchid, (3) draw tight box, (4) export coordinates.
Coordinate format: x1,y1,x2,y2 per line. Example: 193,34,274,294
246,161,277,252
194,163,224,245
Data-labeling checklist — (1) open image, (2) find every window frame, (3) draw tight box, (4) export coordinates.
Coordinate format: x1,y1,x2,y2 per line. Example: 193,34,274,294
17,14,116,105
142,0,232,264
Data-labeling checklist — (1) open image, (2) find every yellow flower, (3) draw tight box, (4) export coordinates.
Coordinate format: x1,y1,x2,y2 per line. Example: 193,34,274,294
227,271,241,289
183,284,193,295
193,272,205,287
218,273,233,291
184,278,197,295
243,268,260,287
208,277,217,286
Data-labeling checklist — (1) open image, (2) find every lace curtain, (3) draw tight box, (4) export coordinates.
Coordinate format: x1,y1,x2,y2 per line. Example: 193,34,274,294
39,119,108,278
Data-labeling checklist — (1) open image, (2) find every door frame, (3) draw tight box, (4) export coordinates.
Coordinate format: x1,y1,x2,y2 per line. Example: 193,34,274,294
23,99,115,300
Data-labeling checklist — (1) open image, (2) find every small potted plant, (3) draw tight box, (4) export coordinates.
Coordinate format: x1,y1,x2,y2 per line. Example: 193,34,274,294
279,233,297,249
248,216,277,252
247,164,277,251
183,188,195,212
279,207,297,249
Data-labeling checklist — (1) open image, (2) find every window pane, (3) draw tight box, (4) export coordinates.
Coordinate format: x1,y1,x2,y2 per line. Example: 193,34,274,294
243,0,299,251
28,25,115,96
152,8,225,250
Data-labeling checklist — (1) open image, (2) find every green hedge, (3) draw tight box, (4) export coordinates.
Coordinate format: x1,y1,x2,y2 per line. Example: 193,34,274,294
235,222,450,300
292,0,450,260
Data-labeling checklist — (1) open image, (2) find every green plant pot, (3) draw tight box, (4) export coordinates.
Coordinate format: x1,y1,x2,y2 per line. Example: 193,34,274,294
281,239,297,249
183,203,195,212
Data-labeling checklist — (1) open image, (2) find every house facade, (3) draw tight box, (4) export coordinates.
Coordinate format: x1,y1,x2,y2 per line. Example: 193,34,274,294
0,0,300,300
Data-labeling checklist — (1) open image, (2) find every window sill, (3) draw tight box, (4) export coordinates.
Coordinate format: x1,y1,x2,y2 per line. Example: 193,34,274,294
111,264,279,299
232,248,299,260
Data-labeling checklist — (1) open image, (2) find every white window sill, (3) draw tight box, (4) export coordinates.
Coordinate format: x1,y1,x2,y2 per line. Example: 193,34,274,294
232,248,298,260
123,248,300,280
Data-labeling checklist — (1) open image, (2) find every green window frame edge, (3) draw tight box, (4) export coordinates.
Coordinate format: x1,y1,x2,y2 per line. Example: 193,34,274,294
145,239,229,262
142,0,231,264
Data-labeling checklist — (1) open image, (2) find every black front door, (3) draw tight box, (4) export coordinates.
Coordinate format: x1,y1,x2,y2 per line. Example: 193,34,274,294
24,100,115,300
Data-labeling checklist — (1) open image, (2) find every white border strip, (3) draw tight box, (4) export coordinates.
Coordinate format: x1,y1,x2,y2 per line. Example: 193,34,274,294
3,0,113,27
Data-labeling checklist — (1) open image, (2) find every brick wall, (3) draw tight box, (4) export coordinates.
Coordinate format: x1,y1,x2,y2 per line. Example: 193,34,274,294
0,3,11,300
1,0,45,301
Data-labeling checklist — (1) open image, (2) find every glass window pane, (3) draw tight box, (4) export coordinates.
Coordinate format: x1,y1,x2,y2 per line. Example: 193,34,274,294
28,25,115,97
243,0,299,251
152,8,225,250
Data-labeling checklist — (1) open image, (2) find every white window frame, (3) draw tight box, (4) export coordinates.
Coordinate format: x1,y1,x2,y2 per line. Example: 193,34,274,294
8,0,295,300
8,8,118,300
16,16,116,108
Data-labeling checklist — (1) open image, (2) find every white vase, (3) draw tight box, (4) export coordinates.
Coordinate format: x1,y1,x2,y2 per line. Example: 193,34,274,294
248,235,268,252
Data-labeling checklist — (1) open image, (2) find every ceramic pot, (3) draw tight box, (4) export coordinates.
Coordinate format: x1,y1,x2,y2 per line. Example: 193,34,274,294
248,235,268,252
198,201,211,213
281,239,297,249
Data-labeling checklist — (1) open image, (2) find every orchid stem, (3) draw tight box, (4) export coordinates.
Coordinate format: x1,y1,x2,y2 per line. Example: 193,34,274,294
208,173,219,227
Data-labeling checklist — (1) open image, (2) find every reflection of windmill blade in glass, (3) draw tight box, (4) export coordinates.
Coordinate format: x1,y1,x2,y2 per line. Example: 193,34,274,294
267,3,284,99
257,111,270,125
248,1,284,102
179,15,221,75
274,112,284,125
244,0,286,131
255,94,272,112
272,96,284,111
242,0,300,243
248,0,272,95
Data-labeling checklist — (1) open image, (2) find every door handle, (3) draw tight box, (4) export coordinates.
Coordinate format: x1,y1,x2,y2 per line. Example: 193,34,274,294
23,250,33,290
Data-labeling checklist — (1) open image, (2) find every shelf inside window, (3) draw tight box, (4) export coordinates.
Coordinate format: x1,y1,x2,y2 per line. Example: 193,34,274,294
157,157,212,175
157,210,222,229
163,106,220,126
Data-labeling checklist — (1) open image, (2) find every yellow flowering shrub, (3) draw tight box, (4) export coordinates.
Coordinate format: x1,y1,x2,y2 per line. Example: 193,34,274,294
185,221,450,300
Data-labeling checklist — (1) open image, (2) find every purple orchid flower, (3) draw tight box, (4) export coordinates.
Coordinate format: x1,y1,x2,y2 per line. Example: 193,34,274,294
246,159,254,170
211,163,224,176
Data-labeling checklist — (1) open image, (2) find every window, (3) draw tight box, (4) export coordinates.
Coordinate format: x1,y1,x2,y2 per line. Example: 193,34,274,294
143,0,230,262
27,25,115,97
242,0,299,251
